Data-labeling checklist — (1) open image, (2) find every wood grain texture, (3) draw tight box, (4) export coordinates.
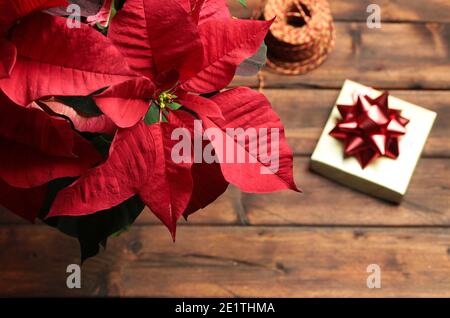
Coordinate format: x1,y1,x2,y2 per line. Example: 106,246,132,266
229,0,450,22
1,225,450,297
244,157,450,226
232,22,450,89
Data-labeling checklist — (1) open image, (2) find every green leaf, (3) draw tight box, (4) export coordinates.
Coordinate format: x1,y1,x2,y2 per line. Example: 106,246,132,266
115,0,127,10
144,102,160,125
96,0,118,32
58,96,101,116
41,177,146,262
167,102,182,110
89,134,113,157
44,192,145,263
161,108,170,122
238,0,248,8
39,178,77,227
111,225,130,237
111,1,117,20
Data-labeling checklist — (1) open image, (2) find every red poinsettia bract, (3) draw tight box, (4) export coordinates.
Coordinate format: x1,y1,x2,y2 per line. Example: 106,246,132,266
0,0,68,78
43,0,299,238
0,92,102,221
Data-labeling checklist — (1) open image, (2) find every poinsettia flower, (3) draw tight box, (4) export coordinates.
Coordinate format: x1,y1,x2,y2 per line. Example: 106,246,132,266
47,0,298,238
0,93,103,221
0,0,68,78
92,0,271,128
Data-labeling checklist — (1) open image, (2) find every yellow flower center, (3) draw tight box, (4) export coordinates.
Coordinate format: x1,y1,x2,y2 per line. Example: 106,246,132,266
158,92,175,109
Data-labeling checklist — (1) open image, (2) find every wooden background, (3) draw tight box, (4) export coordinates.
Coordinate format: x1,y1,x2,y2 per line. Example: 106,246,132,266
1,0,449,297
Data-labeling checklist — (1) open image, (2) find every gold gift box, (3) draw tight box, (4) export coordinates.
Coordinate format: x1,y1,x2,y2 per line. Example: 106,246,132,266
310,80,437,203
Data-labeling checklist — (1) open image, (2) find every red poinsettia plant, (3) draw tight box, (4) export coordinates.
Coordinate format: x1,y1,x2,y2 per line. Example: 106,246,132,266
0,0,299,260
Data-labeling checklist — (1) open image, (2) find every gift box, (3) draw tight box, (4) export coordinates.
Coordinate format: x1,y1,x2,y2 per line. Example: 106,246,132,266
310,80,437,203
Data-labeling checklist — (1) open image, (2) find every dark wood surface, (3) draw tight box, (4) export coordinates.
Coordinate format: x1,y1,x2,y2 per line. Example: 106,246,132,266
0,0,449,297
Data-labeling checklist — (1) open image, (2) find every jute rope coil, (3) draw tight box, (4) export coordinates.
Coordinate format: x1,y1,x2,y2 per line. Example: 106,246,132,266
262,0,335,75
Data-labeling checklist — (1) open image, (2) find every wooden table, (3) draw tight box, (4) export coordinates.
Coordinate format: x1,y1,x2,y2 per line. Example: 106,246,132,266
1,0,449,297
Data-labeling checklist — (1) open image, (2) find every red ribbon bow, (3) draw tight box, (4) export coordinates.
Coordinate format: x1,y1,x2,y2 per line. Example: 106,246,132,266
329,91,409,168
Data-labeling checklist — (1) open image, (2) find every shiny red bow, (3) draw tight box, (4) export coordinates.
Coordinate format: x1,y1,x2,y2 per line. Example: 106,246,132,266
329,92,409,168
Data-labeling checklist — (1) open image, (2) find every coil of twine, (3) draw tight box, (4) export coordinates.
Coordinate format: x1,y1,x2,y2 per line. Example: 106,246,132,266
262,0,335,75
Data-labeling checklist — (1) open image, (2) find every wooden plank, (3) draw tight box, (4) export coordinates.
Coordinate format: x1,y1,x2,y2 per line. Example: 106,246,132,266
231,22,450,90
244,157,450,226
228,0,450,23
1,225,450,297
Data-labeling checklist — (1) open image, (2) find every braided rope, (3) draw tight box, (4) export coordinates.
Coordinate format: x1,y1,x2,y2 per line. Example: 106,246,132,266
263,0,335,75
